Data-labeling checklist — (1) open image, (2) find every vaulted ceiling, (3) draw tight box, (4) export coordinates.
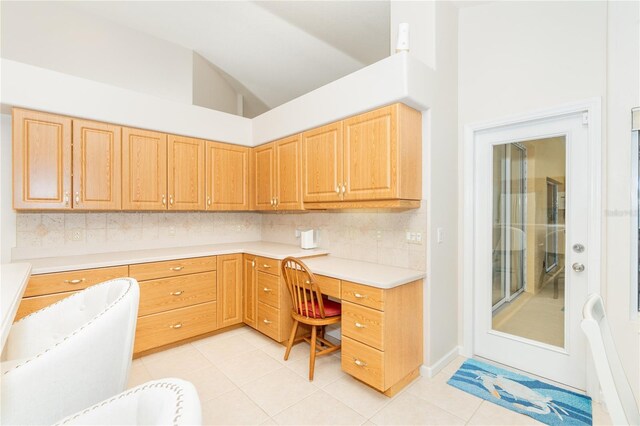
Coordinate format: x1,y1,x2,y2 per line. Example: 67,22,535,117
69,1,391,117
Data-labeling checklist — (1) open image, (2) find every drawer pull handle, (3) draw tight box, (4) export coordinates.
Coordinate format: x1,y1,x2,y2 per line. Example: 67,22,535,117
354,293,366,299
170,290,184,296
262,264,271,269
170,323,183,329
64,278,85,285
263,319,272,324
354,359,367,367
170,266,184,271
263,287,272,293
354,322,366,329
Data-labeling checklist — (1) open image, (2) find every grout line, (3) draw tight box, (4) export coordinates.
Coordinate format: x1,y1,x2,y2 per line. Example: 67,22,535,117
465,400,485,425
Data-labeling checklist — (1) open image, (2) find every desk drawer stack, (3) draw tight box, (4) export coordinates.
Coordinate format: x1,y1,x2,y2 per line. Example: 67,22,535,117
129,256,218,354
254,256,294,342
340,279,423,396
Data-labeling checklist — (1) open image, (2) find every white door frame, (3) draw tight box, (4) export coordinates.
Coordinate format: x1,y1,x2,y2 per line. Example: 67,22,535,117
461,98,602,396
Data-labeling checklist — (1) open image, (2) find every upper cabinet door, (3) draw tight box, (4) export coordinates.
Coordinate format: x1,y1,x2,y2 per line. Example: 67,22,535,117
122,127,167,210
13,109,72,210
343,105,397,201
253,143,275,210
167,135,205,211
72,119,122,210
206,141,249,211
275,134,303,210
302,123,343,203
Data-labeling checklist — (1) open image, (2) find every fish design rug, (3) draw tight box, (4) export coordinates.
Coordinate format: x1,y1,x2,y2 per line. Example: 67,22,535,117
447,359,592,425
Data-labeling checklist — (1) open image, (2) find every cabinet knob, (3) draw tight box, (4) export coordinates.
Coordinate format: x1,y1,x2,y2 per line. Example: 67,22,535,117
207,196,212,207
263,287,272,293
162,194,166,206
75,191,80,205
263,319,272,324
170,290,184,296
170,322,183,329
64,278,85,285
354,322,366,329
64,191,70,207
262,264,271,269
341,184,346,194
252,260,256,268
170,266,184,271
354,359,367,367
354,292,366,299
169,195,174,206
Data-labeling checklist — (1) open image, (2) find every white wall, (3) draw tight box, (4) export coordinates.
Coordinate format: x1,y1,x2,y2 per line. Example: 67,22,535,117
192,52,241,116
458,0,639,398
1,1,193,105
389,1,435,69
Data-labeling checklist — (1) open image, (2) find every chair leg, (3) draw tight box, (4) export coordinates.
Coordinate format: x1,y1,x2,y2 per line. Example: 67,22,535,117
309,325,317,381
284,320,299,361
319,326,325,339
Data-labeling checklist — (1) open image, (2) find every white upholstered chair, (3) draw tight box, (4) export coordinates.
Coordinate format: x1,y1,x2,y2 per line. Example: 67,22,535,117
54,379,202,425
1,278,140,425
582,293,640,425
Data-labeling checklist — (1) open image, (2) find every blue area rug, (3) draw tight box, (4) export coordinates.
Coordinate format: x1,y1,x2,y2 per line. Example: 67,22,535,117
447,359,592,425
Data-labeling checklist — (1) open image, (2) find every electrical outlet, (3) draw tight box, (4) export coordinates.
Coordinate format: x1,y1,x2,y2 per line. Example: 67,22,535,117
295,229,301,238
406,231,423,245
437,227,444,244
375,230,383,240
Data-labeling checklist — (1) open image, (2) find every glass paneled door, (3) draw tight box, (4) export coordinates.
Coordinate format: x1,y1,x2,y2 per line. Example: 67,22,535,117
473,110,591,390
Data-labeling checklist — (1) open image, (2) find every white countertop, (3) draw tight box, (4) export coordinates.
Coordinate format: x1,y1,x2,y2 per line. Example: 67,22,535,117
17,241,425,289
1,263,32,350
301,256,425,289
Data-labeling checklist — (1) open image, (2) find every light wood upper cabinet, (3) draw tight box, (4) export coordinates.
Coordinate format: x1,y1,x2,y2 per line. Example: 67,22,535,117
168,135,205,210
343,103,421,201
72,119,122,210
253,143,276,209
217,254,243,328
122,127,167,210
253,135,303,210
13,109,72,210
275,134,303,210
302,122,343,203
206,141,249,210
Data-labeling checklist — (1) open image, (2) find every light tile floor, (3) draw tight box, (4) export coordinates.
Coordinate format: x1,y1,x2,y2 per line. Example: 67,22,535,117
129,326,612,425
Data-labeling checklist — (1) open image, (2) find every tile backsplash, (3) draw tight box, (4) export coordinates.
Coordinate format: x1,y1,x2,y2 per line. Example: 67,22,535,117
13,202,427,271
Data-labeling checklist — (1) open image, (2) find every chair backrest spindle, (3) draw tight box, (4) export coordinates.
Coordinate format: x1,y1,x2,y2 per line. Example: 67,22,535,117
281,257,326,319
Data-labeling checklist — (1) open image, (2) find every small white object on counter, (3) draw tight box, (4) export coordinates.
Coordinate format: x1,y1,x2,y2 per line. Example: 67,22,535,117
0,263,32,350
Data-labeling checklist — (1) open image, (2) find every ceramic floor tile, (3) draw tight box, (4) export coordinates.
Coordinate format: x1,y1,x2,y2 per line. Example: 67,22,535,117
592,402,613,425
191,326,251,348
322,376,393,418
240,367,318,417
369,392,466,425
142,345,213,379
201,388,269,425
127,359,152,389
196,334,260,365
285,352,346,387
217,349,283,386
467,401,542,425
259,418,277,425
139,342,192,363
406,375,483,421
260,340,309,364
272,389,366,425
240,329,279,349
175,365,237,402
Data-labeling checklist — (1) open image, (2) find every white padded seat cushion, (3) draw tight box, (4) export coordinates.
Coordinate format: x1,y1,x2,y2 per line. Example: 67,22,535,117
2,279,132,367
55,379,202,425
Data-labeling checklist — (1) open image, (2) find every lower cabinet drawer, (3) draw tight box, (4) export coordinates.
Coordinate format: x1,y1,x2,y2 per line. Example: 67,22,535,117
134,301,217,353
26,265,129,297
341,301,384,350
139,271,217,316
257,302,281,341
257,272,280,308
341,336,385,391
15,291,79,321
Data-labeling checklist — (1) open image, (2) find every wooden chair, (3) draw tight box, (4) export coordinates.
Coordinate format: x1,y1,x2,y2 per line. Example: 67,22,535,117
281,257,341,381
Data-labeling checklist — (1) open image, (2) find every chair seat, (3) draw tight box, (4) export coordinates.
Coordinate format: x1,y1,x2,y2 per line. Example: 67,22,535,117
298,297,341,318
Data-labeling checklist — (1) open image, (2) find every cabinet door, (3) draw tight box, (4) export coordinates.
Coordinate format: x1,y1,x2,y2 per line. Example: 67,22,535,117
168,135,205,210
302,122,343,202
72,119,122,210
275,134,303,210
206,141,249,210
243,255,257,328
217,254,243,328
343,105,397,200
253,143,275,210
122,128,167,210
13,109,72,209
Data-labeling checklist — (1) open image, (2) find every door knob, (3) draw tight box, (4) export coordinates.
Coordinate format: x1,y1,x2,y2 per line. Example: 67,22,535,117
572,263,585,272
